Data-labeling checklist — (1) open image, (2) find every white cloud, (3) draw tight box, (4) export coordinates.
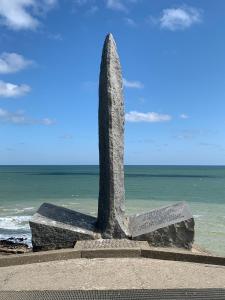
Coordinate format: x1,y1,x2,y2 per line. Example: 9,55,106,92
160,6,202,31
124,17,137,27
0,52,34,74
106,0,127,12
125,111,172,122
0,81,31,98
106,0,140,11
73,0,138,14
123,78,144,89
0,108,26,124
41,118,55,125
0,0,57,30
0,107,55,125
180,113,189,119
74,0,88,6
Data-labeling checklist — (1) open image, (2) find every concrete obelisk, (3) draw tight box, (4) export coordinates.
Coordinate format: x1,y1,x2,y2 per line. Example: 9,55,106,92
97,33,128,238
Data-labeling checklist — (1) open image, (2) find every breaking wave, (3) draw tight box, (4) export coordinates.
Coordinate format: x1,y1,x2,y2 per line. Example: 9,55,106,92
0,215,31,230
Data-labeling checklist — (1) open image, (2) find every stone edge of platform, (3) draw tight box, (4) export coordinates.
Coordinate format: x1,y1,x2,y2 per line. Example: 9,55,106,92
0,245,225,268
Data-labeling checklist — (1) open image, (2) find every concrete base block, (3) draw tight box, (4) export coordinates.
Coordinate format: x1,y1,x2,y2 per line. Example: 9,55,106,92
30,203,101,251
133,219,195,249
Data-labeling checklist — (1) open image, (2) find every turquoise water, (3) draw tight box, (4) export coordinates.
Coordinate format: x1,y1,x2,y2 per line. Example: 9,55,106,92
0,165,225,256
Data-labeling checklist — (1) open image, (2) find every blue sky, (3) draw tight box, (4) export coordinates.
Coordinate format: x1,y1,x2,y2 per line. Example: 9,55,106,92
0,0,224,165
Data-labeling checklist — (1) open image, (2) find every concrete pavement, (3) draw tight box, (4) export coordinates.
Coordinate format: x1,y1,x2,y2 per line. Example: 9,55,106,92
0,257,225,291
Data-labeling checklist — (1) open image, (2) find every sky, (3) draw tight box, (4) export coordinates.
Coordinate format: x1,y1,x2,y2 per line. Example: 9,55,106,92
0,0,224,165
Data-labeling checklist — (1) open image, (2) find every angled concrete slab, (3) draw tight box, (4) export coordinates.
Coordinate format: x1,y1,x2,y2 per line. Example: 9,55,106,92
30,203,100,251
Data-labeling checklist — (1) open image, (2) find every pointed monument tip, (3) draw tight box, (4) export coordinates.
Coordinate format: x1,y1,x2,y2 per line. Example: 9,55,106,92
106,32,113,37
105,33,115,43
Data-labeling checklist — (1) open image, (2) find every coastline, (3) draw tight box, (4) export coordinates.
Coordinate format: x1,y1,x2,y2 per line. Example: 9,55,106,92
1,165,225,256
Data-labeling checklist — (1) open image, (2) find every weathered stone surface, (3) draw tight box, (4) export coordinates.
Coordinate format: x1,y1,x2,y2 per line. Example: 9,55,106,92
97,33,128,238
129,202,194,249
75,239,148,250
30,203,100,251
129,202,193,237
132,219,195,249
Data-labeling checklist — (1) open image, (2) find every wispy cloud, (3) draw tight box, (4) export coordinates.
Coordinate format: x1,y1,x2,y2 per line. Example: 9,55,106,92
123,78,144,89
125,111,172,122
72,0,98,15
0,52,34,74
179,113,189,119
82,80,97,91
0,107,55,125
124,17,137,27
106,0,139,12
199,142,224,151
59,134,73,139
0,0,58,30
0,81,31,98
73,0,88,5
47,33,63,41
174,129,209,140
159,5,202,31
86,5,98,15
41,118,55,125
73,0,138,14
106,0,127,12
175,132,194,140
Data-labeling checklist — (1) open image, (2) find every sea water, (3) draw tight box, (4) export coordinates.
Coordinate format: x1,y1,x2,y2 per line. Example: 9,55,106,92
0,165,224,256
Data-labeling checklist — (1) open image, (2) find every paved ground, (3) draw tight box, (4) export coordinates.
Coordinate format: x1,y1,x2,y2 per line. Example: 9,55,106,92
0,258,225,291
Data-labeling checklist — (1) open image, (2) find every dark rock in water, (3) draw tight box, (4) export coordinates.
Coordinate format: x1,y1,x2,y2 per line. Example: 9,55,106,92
0,239,30,255
7,237,27,243
30,203,101,251
98,33,128,238
133,219,195,249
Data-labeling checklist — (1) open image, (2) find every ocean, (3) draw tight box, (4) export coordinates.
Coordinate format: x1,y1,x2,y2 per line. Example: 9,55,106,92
0,165,224,256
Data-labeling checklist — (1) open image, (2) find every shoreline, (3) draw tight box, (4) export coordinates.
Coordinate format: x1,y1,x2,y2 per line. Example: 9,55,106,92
1,165,225,257
0,239,31,255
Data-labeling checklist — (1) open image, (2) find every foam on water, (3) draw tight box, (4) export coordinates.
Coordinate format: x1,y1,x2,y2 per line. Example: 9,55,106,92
193,214,203,218
23,207,35,211
0,215,31,230
1,207,35,214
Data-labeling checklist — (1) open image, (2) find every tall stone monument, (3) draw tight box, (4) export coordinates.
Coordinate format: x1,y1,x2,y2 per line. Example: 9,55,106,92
30,33,194,251
98,34,127,238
